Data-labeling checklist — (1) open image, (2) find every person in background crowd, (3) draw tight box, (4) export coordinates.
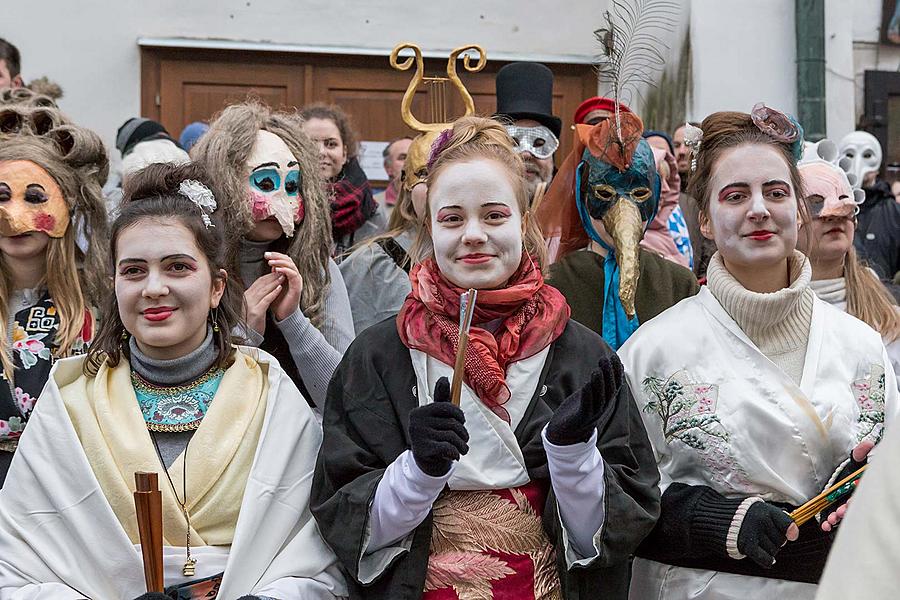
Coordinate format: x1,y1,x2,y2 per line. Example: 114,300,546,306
312,116,659,600
0,39,23,90
192,102,353,410
642,131,694,269
0,94,109,487
540,104,698,351
0,162,347,599
116,118,190,181
374,136,412,220
573,95,629,127
340,132,432,335
672,121,715,278
493,62,561,204
622,105,898,600
179,121,210,154
796,144,900,384
300,103,387,256
839,131,900,282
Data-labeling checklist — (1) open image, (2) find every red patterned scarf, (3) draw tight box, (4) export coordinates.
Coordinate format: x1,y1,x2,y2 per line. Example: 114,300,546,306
397,254,570,423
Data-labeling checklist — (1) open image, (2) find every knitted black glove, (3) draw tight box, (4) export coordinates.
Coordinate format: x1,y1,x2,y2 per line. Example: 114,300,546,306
545,354,625,445
737,501,796,568
132,594,171,600
818,447,869,527
408,377,469,477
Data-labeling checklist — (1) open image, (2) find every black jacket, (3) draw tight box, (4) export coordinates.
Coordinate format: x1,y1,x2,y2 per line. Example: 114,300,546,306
855,180,900,280
311,318,660,599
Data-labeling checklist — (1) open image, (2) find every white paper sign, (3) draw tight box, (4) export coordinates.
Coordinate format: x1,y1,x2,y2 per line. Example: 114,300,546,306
359,141,389,182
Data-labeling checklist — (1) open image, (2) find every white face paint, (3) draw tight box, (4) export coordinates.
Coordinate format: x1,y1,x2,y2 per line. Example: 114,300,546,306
429,160,523,290
839,131,882,188
245,130,303,240
701,144,798,272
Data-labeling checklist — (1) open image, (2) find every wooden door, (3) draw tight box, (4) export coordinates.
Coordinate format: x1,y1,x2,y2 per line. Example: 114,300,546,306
141,46,597,181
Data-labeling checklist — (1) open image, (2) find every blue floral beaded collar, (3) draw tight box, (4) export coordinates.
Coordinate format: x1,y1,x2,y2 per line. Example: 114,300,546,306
132,367,225,432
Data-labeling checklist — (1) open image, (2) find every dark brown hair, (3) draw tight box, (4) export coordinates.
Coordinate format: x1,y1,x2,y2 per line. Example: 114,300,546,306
687,111,806,216
84,162,243,376
0,38,20,78
299,102,360,159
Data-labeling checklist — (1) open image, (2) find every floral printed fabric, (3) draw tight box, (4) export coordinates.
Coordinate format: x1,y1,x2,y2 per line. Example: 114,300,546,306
641,370,752,490
0,293,92,442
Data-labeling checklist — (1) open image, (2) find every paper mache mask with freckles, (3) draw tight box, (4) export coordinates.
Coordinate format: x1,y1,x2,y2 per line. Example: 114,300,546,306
0,160,70,238
799,138,864,219
245,130,304,238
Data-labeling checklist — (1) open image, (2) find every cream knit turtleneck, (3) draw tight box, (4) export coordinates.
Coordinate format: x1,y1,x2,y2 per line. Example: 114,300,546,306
706,250,815,385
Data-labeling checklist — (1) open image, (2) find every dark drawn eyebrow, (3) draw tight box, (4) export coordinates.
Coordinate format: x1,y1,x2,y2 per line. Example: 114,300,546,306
287,161,298,168
763,179,790,187
25,184,46,191
118,253,197,266
252,162,279,172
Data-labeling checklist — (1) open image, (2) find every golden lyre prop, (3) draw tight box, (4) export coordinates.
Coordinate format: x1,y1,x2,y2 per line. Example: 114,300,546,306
789,465,867,526
134,472,164,593
451,289,478,407
389,43,486,132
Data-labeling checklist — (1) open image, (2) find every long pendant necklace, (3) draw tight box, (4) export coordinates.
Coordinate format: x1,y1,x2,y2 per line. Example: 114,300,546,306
151,433,197,577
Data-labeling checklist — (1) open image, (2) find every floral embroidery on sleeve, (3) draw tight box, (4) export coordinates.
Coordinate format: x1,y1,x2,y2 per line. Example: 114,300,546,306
641,370,753,491
852,363,886,443
642,370,727,450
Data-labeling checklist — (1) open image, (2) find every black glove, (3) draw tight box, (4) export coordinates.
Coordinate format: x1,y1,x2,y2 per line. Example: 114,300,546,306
737,501,795,568
545,354,624,445
236,596,262,600
133,594,171,600
818,449,868,525
407,377,469,477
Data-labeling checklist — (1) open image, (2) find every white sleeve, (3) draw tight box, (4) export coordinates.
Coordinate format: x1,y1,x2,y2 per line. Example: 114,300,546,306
542,426,606,568
357,450,453,584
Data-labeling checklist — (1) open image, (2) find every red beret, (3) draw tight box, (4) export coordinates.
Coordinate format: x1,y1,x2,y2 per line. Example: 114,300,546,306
573,96,632,125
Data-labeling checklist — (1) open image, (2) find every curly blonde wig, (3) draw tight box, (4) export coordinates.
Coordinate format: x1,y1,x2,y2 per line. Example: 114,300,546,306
0,102,110,377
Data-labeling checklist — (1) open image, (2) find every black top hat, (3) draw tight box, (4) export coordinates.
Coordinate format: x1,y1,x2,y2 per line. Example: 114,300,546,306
494,62,562,138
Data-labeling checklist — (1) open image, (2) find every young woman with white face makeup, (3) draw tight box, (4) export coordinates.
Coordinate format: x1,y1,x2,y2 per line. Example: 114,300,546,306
312,116,659,600
619,108,899,600
0,163,346,600
192,102,354,409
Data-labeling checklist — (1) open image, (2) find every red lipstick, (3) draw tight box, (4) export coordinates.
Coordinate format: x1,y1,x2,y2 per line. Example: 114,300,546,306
746,230,774,241
458,253,493,264
142,306,177,322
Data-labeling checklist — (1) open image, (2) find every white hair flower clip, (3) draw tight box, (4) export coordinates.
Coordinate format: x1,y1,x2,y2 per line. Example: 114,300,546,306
178,179,217,228
683,122,703,173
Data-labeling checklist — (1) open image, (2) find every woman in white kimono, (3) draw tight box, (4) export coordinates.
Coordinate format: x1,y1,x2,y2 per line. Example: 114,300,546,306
0,162,346,599
619,106,898,600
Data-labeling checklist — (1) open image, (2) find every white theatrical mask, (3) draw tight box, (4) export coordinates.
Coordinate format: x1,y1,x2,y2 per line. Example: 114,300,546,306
246,130,303,237
838,131,882,188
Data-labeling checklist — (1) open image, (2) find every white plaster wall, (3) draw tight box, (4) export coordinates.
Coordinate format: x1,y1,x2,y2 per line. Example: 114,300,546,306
688,0,797,121
825,0,857,140
4,0,608,167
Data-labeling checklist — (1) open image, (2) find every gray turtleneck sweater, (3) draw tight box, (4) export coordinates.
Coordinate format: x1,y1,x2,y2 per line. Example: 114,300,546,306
706,250,814,385
129,328,218,468
238,238,354,407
